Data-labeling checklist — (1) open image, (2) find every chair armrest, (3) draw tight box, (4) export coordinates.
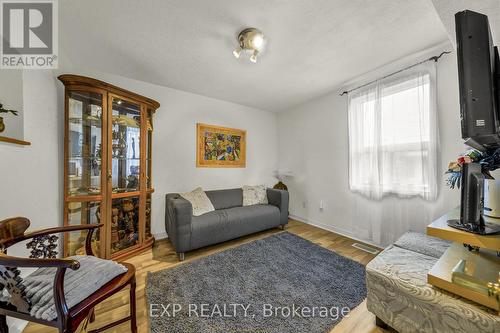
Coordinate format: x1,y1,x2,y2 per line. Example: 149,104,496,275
23,224,103,239
0,254,80,270
165,194,193,253
1,223,103,256
267,188,289,226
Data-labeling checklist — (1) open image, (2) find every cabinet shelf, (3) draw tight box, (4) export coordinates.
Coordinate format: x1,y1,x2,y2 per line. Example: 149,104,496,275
111,190,140,198
66,194,103,202
69,157,101,160
111,157,141,161
69,190,101,196
60,74,159,260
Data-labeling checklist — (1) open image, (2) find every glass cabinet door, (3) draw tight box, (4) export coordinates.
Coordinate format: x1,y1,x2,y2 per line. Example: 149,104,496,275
109,96,142,255
66,201,101,256
111,97,141,193
146,108,153,189
66,91,104,257
145,108,153,240
145,193,152,239
67,91,103,196
110,196,140,254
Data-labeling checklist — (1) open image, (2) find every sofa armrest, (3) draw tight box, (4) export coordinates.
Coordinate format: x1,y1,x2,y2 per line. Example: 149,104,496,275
165,194,193,253
267,188,289,226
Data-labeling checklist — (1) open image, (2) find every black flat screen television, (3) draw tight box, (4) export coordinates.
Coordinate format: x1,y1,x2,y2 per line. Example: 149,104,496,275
455,10,500,151
448,10,500,235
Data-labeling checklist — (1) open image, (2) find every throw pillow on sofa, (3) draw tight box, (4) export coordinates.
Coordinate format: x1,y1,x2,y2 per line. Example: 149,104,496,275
242,185,268,206
180,187,215,216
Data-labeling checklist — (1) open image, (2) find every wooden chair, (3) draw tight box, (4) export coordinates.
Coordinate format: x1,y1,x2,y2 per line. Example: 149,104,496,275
0,217,137,333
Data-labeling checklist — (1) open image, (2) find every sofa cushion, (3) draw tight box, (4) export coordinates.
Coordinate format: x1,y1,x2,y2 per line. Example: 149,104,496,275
394,231,451,259
205,188,243,210
180,187,215,216
242,185,268,206
191,205,280,249
23,255,127,321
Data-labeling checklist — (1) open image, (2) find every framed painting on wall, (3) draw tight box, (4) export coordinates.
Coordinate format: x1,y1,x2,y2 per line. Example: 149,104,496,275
196,123,246,168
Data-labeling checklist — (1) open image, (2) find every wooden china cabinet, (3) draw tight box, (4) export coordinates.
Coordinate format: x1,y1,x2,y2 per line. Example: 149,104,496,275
59,75,159,259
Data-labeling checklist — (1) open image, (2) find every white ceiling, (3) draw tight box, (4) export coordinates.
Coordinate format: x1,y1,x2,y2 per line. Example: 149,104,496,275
60,0,449,112
430,0,500,48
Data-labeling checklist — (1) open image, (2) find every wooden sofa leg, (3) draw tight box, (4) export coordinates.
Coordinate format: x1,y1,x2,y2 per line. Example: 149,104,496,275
279,225,286,230
178,252,185,261
375,316,389,329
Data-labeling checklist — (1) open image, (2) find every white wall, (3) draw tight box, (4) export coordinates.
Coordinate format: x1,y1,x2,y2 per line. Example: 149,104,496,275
0,69,62,333
0,68,278,242
0,70,63,244
277,44,468,247
0,70,24,140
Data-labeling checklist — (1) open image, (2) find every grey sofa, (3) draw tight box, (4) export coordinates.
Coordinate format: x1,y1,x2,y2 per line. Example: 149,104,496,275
165,188,289,260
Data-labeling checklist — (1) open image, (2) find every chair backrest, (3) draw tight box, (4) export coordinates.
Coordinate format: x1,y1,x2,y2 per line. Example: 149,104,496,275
0,217,30,245
0,217,59,259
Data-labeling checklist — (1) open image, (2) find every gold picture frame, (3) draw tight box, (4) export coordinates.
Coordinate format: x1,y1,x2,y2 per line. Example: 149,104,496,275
196,123,246,168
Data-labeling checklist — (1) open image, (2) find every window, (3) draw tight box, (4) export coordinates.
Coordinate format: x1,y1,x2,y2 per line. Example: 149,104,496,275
348,62,438,200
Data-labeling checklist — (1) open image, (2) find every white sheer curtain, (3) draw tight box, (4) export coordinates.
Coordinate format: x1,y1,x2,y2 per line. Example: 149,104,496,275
348,61,439,201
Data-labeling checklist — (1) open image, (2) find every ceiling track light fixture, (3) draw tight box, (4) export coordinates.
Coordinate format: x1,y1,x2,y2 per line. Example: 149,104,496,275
233,28,265,63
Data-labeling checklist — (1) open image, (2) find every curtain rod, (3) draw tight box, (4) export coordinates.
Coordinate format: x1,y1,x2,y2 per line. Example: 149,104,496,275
339,51,451,96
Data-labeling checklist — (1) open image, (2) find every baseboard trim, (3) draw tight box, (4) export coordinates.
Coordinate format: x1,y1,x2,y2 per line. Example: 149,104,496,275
352,242,380,255
289,214,384,250
153,232,168,240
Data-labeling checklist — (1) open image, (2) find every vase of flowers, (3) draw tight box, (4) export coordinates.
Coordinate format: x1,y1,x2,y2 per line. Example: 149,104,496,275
445,148,500,189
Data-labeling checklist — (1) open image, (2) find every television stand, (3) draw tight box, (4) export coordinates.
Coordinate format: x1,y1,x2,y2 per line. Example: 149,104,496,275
427,207,500,250
427,208,500,312
447,218,500,235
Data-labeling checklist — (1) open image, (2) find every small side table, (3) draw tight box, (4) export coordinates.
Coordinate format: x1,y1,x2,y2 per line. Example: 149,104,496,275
426,208,500,312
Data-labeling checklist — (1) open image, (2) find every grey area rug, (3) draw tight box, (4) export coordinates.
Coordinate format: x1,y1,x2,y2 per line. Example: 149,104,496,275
147,232,367,333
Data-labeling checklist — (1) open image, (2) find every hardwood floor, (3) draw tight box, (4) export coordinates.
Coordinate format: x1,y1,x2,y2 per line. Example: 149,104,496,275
24,220,389,333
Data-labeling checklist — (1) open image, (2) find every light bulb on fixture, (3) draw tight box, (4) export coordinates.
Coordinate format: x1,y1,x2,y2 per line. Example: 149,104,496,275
233,47,241,59
250,50,259,63
252,35,264,50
